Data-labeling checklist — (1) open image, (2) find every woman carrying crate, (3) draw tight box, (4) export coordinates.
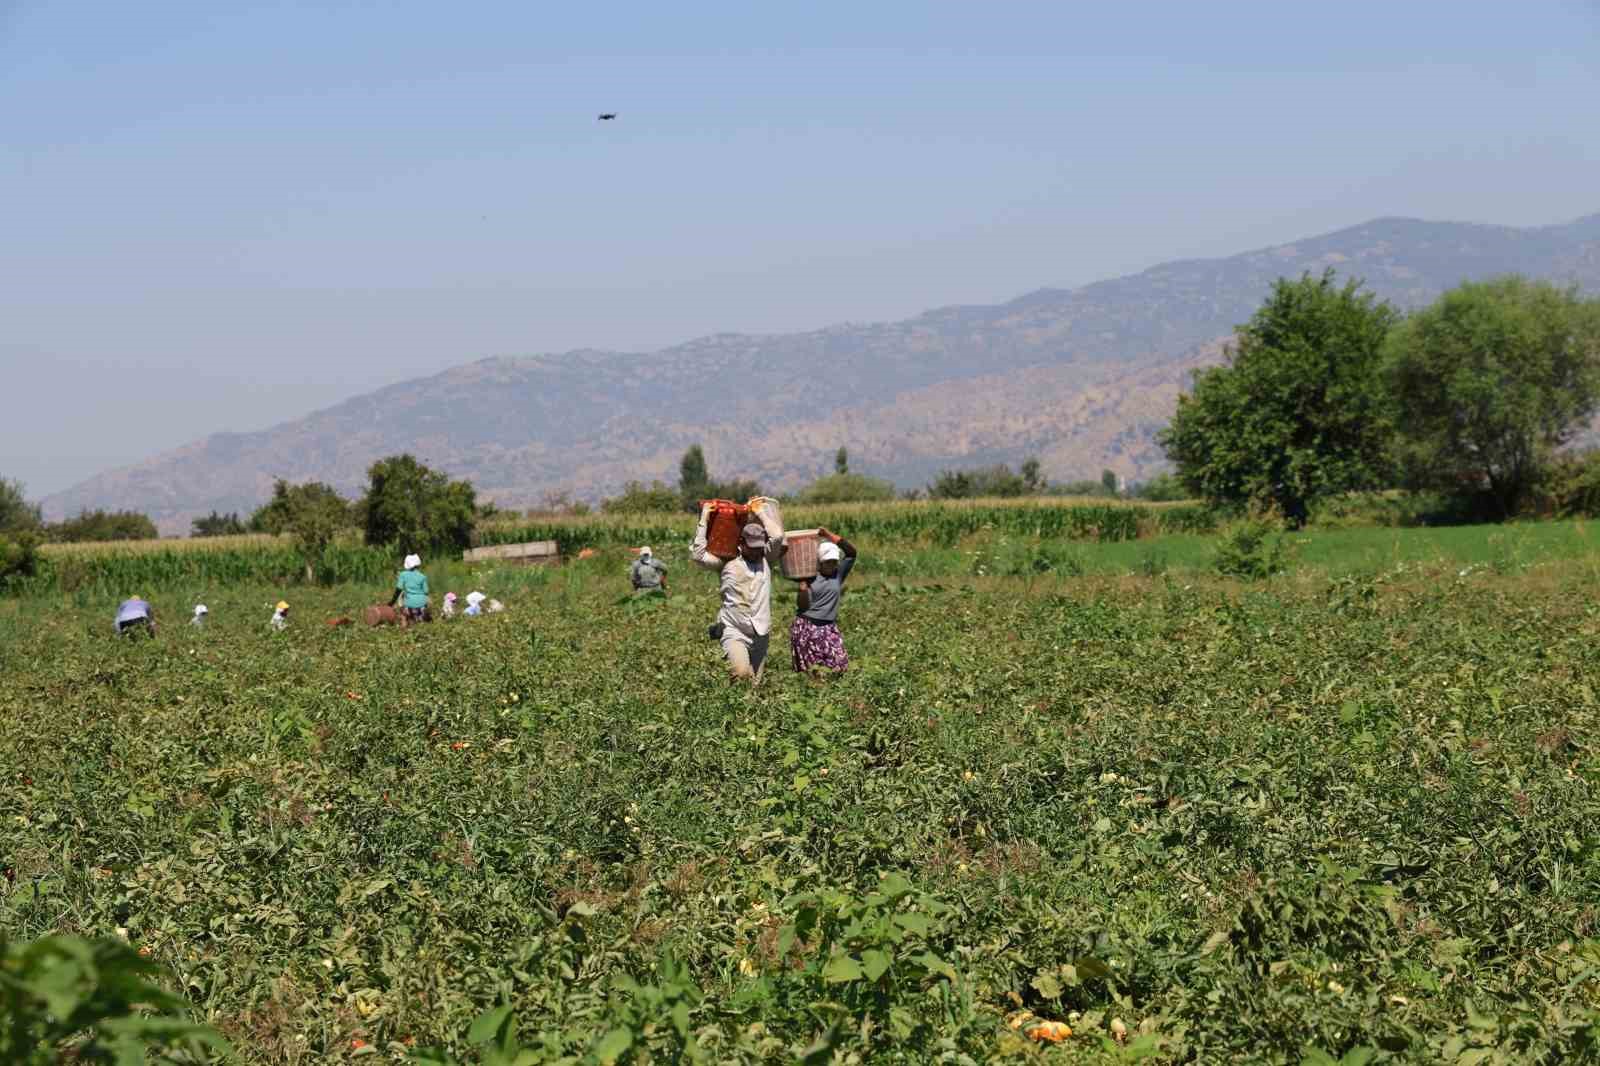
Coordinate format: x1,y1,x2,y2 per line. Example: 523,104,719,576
791,527,856,673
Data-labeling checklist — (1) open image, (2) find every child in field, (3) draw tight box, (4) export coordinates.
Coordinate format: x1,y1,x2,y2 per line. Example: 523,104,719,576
791,528,856,673
442,592,458,618
270,601,290,630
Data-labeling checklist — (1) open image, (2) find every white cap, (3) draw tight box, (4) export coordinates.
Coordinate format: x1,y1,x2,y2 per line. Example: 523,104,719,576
403,554,421,570
639,546,653,557
466,591,486,606
194,604,208,616
818,541,842,563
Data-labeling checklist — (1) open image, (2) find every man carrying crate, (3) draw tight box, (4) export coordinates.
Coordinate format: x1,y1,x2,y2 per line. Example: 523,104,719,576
690,502,785,683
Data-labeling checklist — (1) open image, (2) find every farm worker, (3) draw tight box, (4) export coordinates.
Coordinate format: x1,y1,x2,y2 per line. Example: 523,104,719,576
464,591,486,616
791,528,857,673
270,601,290,630
441,592,458,618
630,546,669,597
690,503,786,683
391,553,431,625
487,598,504,613
113,596,156,637
191,604,208,627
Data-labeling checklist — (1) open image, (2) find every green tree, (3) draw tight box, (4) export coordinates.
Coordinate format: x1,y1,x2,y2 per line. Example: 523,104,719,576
1101,468,1119,496
796,472,896,504
0,478,41,533
927,463,1034,499
1130,472,1188,502
1022,458,1044,493
602,480,682,514
190,511,246,537
1386,277,1600,518
250,480,348,534
360,455,477,556
678,445,710,509
835,447,850,476
1159,270,1399,525
249,480,350,580
46,509,158,542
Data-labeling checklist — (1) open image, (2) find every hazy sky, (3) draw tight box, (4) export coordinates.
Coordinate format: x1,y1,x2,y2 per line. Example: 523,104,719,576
5,1,1600,498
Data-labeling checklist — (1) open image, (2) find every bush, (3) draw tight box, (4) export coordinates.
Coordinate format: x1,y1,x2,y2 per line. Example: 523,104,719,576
191,510,246,537
795,473,897,505
927,459,1043,499
602,480,681,514
1212,515,1288,580
46,509,158,543
0,531,41,590
1535,449,1600,517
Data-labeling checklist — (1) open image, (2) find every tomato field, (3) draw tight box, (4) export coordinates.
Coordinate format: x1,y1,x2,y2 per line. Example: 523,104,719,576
4,540,1600,1062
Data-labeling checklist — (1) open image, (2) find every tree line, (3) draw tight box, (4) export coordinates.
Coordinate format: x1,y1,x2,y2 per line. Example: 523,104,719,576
1159,272,1600,524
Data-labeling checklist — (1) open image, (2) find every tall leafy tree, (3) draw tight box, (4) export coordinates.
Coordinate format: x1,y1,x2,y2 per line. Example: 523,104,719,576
834,447,849,476
1159,270,1399,524
1386,276,1600,517
360,455,477,556
0,478,41,533
678,445,710,509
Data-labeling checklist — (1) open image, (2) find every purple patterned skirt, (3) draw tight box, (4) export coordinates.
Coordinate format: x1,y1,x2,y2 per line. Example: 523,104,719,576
791,616,848,672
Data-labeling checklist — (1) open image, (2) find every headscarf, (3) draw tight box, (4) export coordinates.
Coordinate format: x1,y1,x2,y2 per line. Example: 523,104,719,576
818,541,842,563
403,554,421,570
639,546,652,558
193,604,208,617
465,591,486,607
444,592,458,603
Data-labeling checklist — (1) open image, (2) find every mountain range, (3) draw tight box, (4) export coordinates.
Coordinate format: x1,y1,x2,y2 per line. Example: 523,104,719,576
43,212,1600,533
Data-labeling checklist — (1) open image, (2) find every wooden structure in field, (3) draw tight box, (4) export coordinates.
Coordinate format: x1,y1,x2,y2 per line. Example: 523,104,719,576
462,540,560,566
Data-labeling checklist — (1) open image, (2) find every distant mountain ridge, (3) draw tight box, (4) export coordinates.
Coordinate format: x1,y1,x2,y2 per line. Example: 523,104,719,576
44,212,1600,533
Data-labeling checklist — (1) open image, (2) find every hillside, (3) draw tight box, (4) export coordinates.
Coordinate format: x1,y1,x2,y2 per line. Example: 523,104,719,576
44,213,1600,531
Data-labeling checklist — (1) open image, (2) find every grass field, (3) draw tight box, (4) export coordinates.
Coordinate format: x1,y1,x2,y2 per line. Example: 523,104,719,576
4,539,1600,1062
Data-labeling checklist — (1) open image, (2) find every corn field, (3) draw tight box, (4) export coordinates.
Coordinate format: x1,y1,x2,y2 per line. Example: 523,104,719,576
479,498,1218,555
17,535,395,598
5,499,1218,597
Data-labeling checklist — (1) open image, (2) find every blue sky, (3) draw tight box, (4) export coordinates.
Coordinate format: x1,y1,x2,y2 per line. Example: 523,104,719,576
5,0,1600,497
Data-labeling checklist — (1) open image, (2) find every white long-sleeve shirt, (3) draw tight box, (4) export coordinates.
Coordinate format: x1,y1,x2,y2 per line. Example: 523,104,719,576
690,516,785,639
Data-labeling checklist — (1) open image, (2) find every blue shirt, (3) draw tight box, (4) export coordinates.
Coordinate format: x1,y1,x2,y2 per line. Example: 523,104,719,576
395,569,430,609
115,599,151,625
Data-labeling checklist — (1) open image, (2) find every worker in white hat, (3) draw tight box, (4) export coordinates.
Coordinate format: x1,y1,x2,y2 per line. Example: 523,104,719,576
630,546,669,598
791,527,857,673
389,553,431,626
191,604,208,628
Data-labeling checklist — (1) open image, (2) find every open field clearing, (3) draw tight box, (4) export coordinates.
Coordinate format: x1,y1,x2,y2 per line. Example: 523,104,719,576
4,555,1600,1063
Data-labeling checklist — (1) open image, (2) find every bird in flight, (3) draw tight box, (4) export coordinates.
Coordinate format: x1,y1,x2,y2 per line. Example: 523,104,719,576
597,113,617,120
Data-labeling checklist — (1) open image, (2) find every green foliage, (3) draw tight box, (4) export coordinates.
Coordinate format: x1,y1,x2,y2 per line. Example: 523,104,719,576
47,509,159,543
1161,270,1400,524
1130,472,1188,502
601,480,682,515
0,932,231,1063
360,454,476,556
0,530,42,590
678,444,709,501
1212,514,1288,579
1538,449,1600,517
190,511,246,538
248,480,346,535
834,446,849,476
927,459,1043,499
794,473,896,505
0,477,42,533
6,559,1600,1059
1387,276,1600,518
